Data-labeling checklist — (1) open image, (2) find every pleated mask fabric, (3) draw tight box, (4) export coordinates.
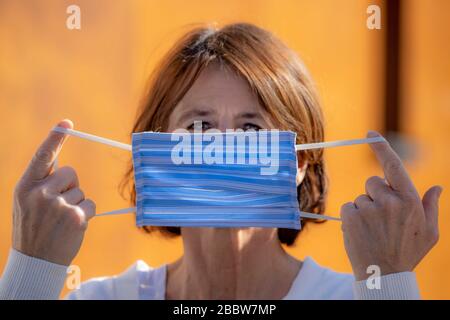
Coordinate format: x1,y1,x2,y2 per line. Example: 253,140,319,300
131,130,302,229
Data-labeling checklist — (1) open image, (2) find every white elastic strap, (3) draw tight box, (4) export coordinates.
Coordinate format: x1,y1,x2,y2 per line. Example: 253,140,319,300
94,207,341,222
295,136,385,151
95,207,137,217
299,211,341,222
53,127,385,153
53,127,132,151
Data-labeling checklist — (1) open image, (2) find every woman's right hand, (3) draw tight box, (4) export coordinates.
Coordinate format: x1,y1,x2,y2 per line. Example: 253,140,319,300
12,120,95,266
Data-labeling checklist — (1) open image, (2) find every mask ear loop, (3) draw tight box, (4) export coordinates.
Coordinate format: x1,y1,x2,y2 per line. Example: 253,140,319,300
52,127,385,223
295,136,385,151
53,127,132,151
94,207,343,221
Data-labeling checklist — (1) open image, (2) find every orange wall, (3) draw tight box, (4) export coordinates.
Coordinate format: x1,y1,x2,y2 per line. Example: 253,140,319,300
0,0,448,299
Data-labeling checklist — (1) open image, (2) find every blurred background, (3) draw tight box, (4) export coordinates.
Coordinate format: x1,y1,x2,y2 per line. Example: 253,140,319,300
0,0,449,299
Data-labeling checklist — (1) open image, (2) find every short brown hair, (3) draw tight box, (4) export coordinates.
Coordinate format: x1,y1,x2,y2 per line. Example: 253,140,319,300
121,22,327,246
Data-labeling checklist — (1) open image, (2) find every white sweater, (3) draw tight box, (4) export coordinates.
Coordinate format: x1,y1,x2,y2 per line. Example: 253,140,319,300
0,249,420,300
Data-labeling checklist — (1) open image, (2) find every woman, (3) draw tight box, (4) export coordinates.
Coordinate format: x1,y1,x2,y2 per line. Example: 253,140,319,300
0,23,442,300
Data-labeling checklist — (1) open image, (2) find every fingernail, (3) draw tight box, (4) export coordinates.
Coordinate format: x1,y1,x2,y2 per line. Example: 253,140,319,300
367,130,380,138
436,186,443,196
57,119,74,129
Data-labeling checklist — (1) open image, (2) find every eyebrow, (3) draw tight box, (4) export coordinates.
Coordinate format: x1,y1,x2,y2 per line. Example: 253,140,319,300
236,112,262,119
176,108,264,124
177,108,215,123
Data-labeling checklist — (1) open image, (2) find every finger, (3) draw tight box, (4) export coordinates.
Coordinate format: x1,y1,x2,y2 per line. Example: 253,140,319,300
45,166,79,192
367,131,415,193
422,186,443,230
340,202,357,230
61,187,85,205
354,194,372,209
340,201,357,217
365,176,391,200
78,199,96,221
23,119,73,181
53,156,59,172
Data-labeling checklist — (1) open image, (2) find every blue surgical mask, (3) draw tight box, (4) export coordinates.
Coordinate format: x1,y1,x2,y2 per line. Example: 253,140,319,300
132,130,300,229
52,126,384,229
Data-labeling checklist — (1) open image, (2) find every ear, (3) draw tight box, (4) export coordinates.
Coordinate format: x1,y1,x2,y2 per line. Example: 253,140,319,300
296,157,308,186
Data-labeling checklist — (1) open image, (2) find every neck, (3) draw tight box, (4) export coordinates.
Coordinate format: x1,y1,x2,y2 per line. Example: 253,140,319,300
166,228,301,300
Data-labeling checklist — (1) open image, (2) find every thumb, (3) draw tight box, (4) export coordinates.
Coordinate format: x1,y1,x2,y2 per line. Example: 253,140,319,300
23,119,73,181
422,185,443,230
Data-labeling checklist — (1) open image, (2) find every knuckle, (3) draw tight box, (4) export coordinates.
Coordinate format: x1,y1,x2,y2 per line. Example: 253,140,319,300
354,195,370,209
428,229,440,246
366,176,379,186
64,200,96,230
365,176,383,192
85,199,96,213
34,148,54,164
61,166,78,180
78,221,88,231
340,202,353,214
73,207,89,230
29,185,50,201
64,206,87,230
77,188,85,199
14,181,28,201
14,180,24,195
385,159,402,174
67,205,81,217
52,195,66,208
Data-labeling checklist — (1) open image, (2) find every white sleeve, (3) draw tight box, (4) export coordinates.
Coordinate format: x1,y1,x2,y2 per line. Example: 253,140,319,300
0,249,68,300
353,272,421,300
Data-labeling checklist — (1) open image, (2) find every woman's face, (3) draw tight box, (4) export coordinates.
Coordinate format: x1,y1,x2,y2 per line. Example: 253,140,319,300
167,62,306,244
168,63,270,133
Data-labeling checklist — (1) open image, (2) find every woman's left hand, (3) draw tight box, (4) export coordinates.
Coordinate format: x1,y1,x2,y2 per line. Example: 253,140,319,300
340,131,443,281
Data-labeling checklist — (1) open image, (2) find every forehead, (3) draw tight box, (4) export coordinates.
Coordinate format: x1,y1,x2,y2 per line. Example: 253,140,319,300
176,63,262,112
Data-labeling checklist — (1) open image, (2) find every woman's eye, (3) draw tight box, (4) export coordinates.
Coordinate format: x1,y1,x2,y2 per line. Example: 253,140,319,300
242,123,262,131
187,121,213,131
